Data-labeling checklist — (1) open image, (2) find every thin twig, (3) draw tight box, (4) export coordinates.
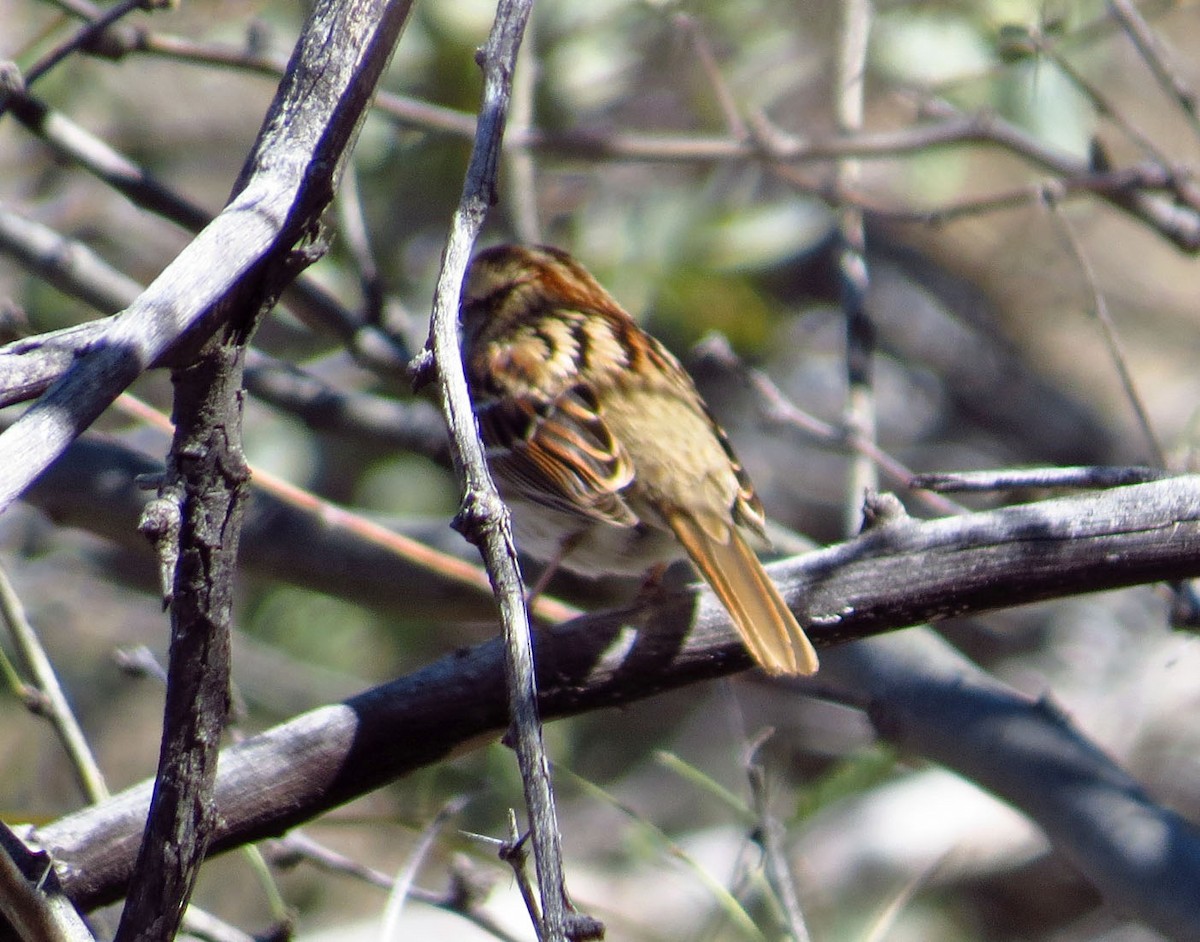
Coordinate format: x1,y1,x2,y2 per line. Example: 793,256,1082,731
835,0,876,535
177,908,259,942
559,764,766,940
497,811,543,934
18,0,155,88
691,334,965,517
675,13,749,141
115,393,581,624
379,798,467,940
1047,200,1165,465
744,735,812,942
410,1,599,939
504,11,542,246
291,830,525,942
334,158,385,326
1007,25,1169,164
1108,0,1200,140
911,466,1170,493
0,564,110,803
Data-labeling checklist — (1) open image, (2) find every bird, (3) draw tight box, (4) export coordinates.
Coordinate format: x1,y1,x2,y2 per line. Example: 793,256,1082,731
459,244,818,676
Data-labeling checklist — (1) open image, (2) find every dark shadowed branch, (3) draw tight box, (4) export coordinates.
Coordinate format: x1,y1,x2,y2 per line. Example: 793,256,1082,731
19,475,1200,937
113,330,248,942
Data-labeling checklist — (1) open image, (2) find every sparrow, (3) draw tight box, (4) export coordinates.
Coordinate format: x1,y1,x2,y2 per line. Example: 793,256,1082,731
460,244,818,676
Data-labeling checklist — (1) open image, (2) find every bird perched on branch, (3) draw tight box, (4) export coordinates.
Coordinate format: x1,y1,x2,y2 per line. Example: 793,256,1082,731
460,244,818,676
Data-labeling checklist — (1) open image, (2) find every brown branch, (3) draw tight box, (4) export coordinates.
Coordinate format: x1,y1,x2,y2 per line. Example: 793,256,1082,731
21,475,1200,936
17,432,514,624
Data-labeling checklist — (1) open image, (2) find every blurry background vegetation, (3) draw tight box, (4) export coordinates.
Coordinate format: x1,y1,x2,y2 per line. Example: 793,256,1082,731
3,0,1200,939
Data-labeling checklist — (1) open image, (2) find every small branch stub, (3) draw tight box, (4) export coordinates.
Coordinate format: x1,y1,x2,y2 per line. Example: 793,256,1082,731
138,490,183,609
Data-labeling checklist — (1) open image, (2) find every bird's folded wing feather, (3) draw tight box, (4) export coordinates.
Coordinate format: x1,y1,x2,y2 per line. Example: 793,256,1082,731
476,386,639,527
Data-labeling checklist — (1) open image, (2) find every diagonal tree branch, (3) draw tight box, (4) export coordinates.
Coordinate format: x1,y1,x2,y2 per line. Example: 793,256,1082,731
0,0,416,515
20,475,1200,936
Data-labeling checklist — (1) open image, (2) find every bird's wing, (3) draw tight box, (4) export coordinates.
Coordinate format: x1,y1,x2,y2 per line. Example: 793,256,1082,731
476,383,639,528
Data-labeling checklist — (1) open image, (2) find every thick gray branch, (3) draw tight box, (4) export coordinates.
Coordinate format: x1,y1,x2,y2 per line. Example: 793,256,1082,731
0,0,415,514
23,476,1200,937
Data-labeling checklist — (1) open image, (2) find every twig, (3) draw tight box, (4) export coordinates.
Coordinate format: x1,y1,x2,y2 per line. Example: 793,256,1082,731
835,0,875,535
504,11,542,246
379,798,467,940
0,822,94,942
177,908,258,942
691,334,965,518
744,735,811,942
18,0,160,89
911,465,1170,493
674,13,749,141
559,765,765,939
334,158,385,326
497,811,542,933
114,392,580,624
14,428,560,624
410,1,599,939
1047,199,1165,465
0,205,145,316
4,89,212,231
266,833,521,942
1108,0,1200,140
0,565,110,803
1010,25,1170,165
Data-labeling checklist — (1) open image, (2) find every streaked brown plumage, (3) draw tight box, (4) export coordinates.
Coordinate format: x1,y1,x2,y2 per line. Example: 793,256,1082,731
461,244,818,676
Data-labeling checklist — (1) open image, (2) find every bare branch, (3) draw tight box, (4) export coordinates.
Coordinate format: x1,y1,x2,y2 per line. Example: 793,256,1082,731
0,565,109,803
24,475,1200,937
0,0,416,514
44,23,1200,252
0,823,93,942
114,334,247,942
411,0,600,938
1108,0,1200,139
835,0,875,534
911,465,1168,493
